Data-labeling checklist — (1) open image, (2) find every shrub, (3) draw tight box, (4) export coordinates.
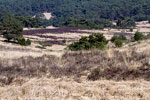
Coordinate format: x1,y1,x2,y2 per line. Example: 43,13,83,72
134,32,144,41
26,39,32,45
111,35,119,42
114,39,123,47
111,35,127,43
17,37,26,45
94,42,105,50
119,34,127,41
68,33,107,51
89,34,108,44
17,37,32,46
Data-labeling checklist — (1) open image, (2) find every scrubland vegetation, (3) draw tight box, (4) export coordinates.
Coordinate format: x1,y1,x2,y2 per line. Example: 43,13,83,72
0,0,150,99
0,46,149,83
0,44,150,99
68,31,150,50
0,23,150,99
0,13,32,46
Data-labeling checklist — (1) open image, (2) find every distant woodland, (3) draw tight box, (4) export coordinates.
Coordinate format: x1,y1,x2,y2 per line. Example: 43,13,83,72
0,0,149,28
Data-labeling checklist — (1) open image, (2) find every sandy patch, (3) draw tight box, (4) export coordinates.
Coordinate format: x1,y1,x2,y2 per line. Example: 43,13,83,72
43,12,53,20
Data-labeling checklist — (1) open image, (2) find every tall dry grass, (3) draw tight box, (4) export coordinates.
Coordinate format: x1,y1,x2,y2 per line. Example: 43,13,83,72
0,43,150,99
0,48,149,86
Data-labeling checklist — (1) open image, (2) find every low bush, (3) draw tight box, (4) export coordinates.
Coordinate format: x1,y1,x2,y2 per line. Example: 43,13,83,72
133,32,144,41
68,33,108,51
114,39,123,47
17,37,32,46
26,39,32,45
111,35,127,43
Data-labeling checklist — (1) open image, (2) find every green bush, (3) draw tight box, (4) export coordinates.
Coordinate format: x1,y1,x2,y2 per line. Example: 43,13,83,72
111,35,119,42
119,35,127,41
68,33,108,51
111,35,127,43
17,37,32,46
114,39,123,47
26,39,32,45
94,42,105,50
17,37,26,45
134,32,144,41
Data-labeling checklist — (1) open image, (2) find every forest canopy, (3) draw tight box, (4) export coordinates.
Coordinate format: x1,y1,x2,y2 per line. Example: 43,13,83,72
0,0,148,27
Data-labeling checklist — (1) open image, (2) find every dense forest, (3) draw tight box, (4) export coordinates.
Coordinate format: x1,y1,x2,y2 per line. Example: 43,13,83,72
0,0,150,27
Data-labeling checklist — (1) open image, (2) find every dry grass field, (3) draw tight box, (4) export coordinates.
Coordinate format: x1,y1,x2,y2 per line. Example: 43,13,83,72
0,21,150,100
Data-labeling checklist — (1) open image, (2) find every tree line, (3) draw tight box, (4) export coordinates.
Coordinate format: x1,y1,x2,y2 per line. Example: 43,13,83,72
0,0,150,26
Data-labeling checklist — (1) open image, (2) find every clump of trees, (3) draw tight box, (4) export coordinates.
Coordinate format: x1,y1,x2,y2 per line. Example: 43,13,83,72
68,31,150,51
0,11,43,28
68,33,126,51
62,16,135,29
0,16,31,46
68,33,108,50
15,15,42,28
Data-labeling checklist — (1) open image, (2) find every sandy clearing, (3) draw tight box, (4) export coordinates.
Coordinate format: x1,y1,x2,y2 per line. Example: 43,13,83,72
43,12,53,20
46,26,57,29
